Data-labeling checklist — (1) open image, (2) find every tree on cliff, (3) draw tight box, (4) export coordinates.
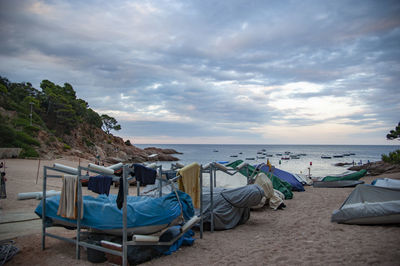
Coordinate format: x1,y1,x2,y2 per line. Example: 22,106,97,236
387,121,400,140
101,114,121,134
382,121,400,164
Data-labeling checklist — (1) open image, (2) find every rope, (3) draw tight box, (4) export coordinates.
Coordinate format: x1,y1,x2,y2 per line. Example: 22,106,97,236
0,240,19,266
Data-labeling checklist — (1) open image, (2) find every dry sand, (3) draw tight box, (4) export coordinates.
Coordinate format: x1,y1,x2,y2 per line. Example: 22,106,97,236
1,158,399,266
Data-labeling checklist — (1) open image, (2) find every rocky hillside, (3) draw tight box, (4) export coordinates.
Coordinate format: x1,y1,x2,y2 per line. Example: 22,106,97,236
38,124,181,163
1,106,181,163
0,77,181,163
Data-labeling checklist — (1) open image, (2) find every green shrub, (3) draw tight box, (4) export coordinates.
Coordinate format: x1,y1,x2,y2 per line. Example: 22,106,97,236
14,117,30,128
0,125,16,147
83,137,94,147
19,146,39,158
15,131,40,146
63,143,71,150
24,125,40,137
382,150,400,164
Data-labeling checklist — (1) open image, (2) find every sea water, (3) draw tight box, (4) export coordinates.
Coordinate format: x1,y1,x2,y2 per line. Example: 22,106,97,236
135,144,400,178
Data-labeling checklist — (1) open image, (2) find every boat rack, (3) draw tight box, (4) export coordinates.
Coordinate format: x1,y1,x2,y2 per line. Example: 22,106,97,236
41,163,212,265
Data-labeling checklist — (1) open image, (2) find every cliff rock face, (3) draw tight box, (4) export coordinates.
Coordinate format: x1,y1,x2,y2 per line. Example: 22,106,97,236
35,124,180,163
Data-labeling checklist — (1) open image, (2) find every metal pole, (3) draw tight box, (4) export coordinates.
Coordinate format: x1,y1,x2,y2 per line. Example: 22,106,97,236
42,166,47,250
210,165,214,233
122,165,128,266
29,102,33,126
76,166,82,259
159,165,162,197
199,166,203,239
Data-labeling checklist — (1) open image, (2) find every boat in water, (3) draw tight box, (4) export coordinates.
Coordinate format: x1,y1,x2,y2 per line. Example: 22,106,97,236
321,155,332,159
333,154,344,158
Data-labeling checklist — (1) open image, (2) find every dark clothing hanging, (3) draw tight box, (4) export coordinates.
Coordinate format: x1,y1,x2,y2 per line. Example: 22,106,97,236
133,164,157,185
88,175,113,196
116,177,124,209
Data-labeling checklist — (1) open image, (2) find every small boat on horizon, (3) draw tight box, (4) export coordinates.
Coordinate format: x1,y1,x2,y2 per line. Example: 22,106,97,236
246,157,255,160
321,155,332,159
281,157,290,160
230,155,238,157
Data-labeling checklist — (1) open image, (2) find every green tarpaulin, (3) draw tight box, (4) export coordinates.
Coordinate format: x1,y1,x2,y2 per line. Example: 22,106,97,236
226,160,293,199
322,169,367,182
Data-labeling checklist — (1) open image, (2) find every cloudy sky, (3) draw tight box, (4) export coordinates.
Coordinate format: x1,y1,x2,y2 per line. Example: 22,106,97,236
1,0,399,145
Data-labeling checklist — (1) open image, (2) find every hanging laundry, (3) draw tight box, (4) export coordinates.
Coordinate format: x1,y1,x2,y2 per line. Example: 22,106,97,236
133,164,157,185
57,175,83,219
88,175,113,196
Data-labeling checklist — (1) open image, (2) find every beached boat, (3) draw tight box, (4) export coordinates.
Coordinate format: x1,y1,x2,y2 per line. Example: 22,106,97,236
313,180,364,188
331,184,400,224
321,169,367,182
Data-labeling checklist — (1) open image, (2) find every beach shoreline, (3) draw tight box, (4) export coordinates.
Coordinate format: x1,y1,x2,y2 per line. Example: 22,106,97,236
1,158,399,265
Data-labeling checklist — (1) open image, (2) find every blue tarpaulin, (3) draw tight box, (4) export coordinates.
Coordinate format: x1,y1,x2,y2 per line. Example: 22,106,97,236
35,191,194,230
271,167,305,192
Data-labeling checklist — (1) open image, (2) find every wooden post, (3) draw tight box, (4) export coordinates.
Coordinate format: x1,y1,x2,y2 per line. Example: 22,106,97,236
35,158,41,184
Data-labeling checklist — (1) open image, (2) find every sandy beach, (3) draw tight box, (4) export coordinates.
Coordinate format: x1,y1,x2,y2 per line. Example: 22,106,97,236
1,158,399,265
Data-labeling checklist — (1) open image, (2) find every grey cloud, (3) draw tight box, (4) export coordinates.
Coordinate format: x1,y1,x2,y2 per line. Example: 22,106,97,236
1,0,400,143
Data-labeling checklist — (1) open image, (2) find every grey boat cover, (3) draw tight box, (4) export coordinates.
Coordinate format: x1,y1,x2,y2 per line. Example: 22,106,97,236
331,184,400,224
197,184,264,230
313,180,364,188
